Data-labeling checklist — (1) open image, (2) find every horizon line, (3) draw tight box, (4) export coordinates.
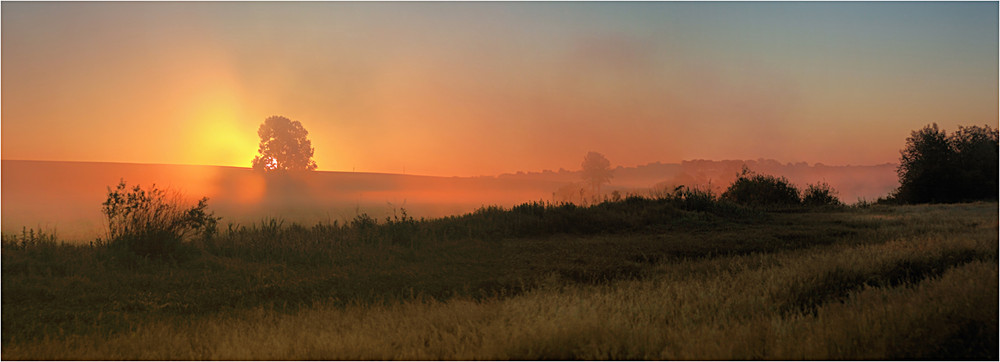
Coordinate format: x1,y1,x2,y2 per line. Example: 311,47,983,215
1,158,900,178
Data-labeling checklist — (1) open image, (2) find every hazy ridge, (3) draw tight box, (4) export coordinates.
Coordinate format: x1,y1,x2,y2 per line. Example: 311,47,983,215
1,159,897,241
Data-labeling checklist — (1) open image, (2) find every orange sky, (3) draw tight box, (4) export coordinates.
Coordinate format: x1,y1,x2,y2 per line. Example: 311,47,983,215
2,2,997,177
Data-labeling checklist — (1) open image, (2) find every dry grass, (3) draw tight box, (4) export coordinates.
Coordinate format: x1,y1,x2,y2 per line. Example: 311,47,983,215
5,203,995,360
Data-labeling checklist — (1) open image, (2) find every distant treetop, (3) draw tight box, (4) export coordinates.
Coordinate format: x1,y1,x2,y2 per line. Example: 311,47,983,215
581,151,613,195
251,116,318,172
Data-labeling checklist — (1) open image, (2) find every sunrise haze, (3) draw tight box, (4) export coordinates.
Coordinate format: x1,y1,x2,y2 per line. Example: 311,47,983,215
2,2,997,176
3,3,999,359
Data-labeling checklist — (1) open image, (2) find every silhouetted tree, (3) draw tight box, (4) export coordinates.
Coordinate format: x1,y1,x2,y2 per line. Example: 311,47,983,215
896,124,953,203
895,123,997,203
581,151,613,196
251,116,318,172
949,125,999,201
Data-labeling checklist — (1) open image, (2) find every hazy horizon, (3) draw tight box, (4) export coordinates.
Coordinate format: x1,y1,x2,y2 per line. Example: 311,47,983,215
2,158,900,242
0,156,898,177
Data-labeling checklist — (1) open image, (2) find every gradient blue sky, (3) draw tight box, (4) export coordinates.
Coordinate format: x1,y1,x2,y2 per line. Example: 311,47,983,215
3,2,997,176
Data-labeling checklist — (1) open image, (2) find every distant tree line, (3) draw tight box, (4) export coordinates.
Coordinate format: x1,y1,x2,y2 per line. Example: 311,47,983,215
893,123,998,204
694,123,998,206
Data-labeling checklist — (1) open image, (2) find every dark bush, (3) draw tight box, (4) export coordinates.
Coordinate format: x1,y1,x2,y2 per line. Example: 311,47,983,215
350,213,379,243
664,186,717,212
721,169,801,207
802,182,842,207
101,180,219,258
383,208,418,246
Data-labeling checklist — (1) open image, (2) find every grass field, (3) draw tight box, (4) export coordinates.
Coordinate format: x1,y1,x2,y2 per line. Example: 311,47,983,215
2,200,996,359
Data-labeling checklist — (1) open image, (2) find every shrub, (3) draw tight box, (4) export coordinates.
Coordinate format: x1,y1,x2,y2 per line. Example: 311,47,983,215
667,186,717,212
721,169,801,207
350,213,379,243
101,180,219,258
383,208,418,246
802,182,842,207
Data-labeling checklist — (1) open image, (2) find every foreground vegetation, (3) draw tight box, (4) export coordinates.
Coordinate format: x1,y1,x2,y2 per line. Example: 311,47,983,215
3,191,996,359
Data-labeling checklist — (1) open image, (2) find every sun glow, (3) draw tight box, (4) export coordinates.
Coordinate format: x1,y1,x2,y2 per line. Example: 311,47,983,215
264,156,278,170
164,42,260,169
182,79,258,168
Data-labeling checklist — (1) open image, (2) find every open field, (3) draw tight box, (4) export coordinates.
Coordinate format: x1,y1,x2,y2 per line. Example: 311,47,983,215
2,201,996,359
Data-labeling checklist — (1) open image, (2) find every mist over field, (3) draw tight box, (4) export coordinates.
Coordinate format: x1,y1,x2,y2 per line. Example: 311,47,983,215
3,1,997,359
1,159,896,242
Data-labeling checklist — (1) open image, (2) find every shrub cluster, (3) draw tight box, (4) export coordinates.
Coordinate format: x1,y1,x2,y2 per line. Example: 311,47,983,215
802,182,842,207
716,169,842,208
100,180,219,258
721,170,801,206
350,209,418,245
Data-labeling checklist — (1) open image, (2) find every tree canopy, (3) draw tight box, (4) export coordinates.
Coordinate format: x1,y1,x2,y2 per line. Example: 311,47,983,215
251,116,318,172
895,123,998,203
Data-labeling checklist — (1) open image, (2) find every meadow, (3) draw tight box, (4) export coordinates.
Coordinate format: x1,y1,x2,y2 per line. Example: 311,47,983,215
2,196,996,359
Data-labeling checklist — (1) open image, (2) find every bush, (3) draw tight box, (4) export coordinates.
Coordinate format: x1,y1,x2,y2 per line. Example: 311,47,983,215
101,180,219,258
802,182,842,207
663,186,717,212
721,169,801,207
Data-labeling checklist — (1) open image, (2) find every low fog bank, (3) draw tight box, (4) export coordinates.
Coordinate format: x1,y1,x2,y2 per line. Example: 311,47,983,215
655,159,898,202
1,160,561,242
1,159,897,242
504,159,897,205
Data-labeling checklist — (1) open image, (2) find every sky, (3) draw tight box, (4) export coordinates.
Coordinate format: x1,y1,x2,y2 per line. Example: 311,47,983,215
2,2,997,177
